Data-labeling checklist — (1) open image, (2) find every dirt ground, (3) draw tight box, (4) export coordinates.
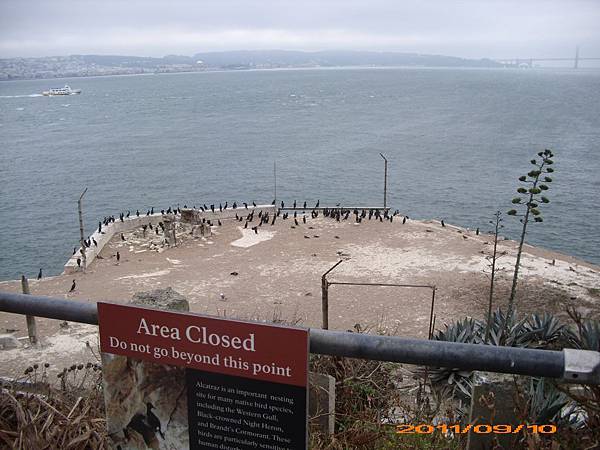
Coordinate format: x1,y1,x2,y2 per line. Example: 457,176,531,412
1,211,599,379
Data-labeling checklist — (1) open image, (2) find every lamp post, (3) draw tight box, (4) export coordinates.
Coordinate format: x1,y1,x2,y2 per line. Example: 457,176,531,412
78,188,88,272
379,153,388,209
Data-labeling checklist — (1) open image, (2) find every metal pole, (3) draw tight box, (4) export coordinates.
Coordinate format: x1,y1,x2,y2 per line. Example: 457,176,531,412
321,278,329,330
428,287,436,340
321,260,344,330
379,153,388,209
0,291,599,384
274,161,277,207
20,275,37,344
78,188,88,272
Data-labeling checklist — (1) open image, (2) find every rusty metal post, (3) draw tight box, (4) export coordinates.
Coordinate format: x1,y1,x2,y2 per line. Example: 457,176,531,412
321,277,329,330
428,287,436,339
321,260,344,330
20,275,37,344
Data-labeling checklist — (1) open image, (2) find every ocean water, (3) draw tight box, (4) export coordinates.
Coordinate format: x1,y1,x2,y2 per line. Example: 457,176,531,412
0,67,599,281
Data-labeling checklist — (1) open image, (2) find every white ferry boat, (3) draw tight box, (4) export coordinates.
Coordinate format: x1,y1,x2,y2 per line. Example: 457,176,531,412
42,85,82,96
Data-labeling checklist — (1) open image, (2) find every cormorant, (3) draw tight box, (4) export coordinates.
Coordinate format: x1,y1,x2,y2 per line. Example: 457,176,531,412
441,220,445,227
253,201,256,207
218,219,222,226
403,217,407,224
303,216,306,224
293,200,297,209
77,258,81,268
37,268,42,280
303,201,307,209
146,403,164,440
69,280,76,292
116,251,120,262
294,218,299,226
92,238,98,247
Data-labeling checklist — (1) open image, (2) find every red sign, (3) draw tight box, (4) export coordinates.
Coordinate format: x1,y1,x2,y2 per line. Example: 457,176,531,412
98,302,309,387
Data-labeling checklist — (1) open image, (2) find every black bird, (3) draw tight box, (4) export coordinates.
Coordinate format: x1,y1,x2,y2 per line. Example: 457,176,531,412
98,222,102,233
116,251,120,262
146,210,150,216
92,238,98,247
293,200,297,209
271,215,276,225
69,280,76,292
403,217,407,224
73,247,77,255
303,201,307,209
37,268,42,280
244,221,248,229
303,216,306,224
294,211,297,218
236,213,239,220
211,204,215,213
294,218,299,226
272,199,276,205
155,228,159,235
146,403,164,439
204,204,208,210
476,228,480,235
244,202,248,209
281,201,284,209
121,233,125,241
252,226,258,234
252,201,256,207
224,202,228,209
233,202,237,209
126,211,131,218
315,200,320,208
136,210,140,217
218,219,222,226
126,413,157,447
219,203,222,212
149,223,153,230
77,258,81,268
441,220,445,227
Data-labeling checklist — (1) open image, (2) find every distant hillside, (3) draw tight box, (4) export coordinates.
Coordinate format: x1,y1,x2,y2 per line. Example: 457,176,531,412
0,50,501,81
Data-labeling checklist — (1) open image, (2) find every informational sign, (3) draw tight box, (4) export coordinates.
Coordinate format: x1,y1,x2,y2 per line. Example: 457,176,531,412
98,302,308,450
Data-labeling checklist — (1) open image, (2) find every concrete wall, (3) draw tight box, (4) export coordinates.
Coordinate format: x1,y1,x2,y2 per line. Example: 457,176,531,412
63,205,275,274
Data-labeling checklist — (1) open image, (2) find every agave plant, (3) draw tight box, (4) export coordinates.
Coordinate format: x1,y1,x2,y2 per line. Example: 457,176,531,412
518,313,566,349
484,308,528,347
527,378,584,426
433,317,484,344
568,318,600,351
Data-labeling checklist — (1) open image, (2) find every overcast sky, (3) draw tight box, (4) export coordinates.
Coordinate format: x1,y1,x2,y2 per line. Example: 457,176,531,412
1,0,599,59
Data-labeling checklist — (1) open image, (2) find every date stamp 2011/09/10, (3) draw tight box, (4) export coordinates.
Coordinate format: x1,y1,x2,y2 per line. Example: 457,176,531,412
396,424,557,435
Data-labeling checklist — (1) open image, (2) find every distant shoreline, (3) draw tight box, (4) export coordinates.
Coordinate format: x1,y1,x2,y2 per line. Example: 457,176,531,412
2,64,599,83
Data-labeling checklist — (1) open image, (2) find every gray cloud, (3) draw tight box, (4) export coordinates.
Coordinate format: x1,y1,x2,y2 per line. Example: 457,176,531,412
1,0,599,58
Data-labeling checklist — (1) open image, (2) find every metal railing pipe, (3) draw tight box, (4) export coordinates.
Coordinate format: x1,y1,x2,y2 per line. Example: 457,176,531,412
0,292,98,325
1,291,598,384
309,329,563,378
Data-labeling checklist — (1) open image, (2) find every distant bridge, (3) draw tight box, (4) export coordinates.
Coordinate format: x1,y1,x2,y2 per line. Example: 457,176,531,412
495,47,600,68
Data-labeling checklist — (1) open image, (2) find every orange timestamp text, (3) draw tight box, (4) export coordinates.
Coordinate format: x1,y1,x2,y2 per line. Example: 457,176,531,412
396,424,557,434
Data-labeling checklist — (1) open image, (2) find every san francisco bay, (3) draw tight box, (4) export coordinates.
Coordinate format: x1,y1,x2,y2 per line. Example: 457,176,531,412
1,67,599,280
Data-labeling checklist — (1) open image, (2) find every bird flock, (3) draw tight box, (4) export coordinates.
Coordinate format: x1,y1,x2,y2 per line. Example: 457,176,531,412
65,200,405,293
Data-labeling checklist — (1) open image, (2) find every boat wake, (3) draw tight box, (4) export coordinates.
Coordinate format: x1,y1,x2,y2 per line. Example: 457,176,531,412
0,94,44,98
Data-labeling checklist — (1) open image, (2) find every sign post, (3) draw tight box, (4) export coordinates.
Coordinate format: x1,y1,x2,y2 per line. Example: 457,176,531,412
98,302,309,450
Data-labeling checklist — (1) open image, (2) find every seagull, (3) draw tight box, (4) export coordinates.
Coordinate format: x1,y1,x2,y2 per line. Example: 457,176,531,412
220,293,226,301
69,280,76,292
